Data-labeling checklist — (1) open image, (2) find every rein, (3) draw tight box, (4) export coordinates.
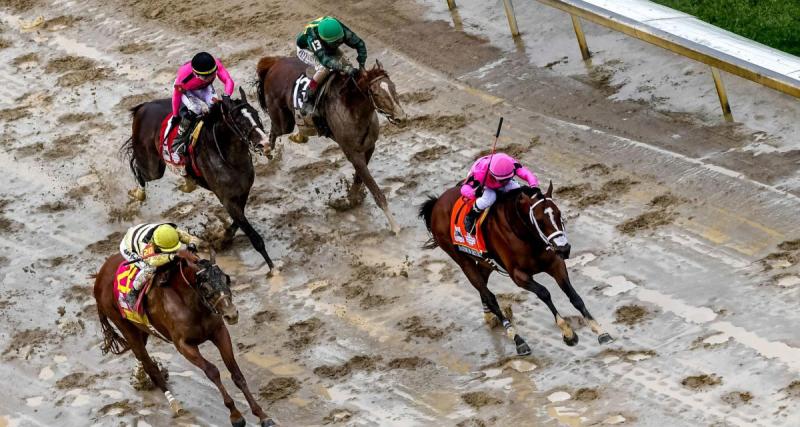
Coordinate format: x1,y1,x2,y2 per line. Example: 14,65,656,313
177,261,224,315
509,192,564,250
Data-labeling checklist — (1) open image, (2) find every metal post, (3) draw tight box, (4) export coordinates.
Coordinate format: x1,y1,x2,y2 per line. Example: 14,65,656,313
502,0,520,37
710,67,733,122
571,15,591,60
447,0,456,10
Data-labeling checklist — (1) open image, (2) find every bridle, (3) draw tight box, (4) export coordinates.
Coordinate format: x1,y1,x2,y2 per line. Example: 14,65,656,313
218,101,263,151
178,260,228,315
516,193,568,250
354,73,400,124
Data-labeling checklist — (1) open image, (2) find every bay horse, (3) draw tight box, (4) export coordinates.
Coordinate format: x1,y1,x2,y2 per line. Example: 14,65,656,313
419,183,613,356
255,57,406,234
122,89,276,271
94,249,276,427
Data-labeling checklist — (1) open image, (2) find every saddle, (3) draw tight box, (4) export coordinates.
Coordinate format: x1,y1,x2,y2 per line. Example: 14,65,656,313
450,197,490,258
292,74,333,138
157,115,204,177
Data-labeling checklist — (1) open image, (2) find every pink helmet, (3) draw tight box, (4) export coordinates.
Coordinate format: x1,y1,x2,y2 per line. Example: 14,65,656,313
488,153,517,180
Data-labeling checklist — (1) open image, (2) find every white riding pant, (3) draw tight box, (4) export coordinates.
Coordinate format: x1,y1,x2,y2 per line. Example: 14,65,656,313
181,85,215,115
118,240,155,292
476,180,521,210
296,46,347,81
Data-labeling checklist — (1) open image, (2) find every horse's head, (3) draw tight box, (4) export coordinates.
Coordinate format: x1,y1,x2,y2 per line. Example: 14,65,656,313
361,60,407,125
186,249,238,324
521,182,570,259
218,87,270,154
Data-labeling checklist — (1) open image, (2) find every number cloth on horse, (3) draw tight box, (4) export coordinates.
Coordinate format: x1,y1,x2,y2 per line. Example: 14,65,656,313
451,197,490,257
158,115,204,176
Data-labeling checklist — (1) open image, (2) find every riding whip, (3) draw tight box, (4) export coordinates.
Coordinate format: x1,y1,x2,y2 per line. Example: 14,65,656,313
478,117,504,192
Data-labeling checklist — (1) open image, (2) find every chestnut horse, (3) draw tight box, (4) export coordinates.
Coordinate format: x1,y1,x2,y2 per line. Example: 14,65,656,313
256,57,406,233
419,184,613,356
94,250,275,426
122,90,276,271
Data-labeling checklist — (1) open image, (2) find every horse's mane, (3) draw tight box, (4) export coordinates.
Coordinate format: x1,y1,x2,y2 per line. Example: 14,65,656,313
341,66,389,98
501,186,542,204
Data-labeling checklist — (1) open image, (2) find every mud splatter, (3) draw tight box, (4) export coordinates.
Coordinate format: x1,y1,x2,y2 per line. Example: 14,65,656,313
259,377,300,403
58,68,112,87
44,15,81,30
784,380,800,399
0,38,11,49
649,193,680,209
383,113,467,136
286,317,323,350
777,239,800,252
223,47,264,65
57,112,95,124
574,387,599,401
617,209,676,235
399,89,435,104
456,419,487,427
45,56,96,73
117,41,155,54
2,328,53,359
0,0,38,12
397,315,450,341
55,372,101,389
359,293,397,309
556,183,590,200
322,409,353,424
386,356,433,370
411,145,450,162
721,391,753,407
580,163,611,176
130,360,169,391
460,391,502,409
253,309,278,324
681,374,722,390
97,399,136,416
115,92,160,111
314,355,381,379
12,52,37,67
602,178,638,193
86,231,125,254
0,106,29,122
614,305,649,326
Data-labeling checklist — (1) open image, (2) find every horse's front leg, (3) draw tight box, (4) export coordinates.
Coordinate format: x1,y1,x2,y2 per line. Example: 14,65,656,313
221,195,275,272
212,326,276,427
549,261,614,344
346,151,399,234
174,340,245,427
511,269,579,347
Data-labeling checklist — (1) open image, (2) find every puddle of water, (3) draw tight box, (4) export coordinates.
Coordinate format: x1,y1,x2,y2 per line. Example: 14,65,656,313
776,275,800,288
38,366,54,380
243,351,304,376
602,356,619,364
636,288,717,324
170,371,196,378
24,397,43,408
604,275,638,296
710,321,800,373
603,414,627,424
509,359,536,373
547,405,585,427
626,353,652,362
100,389,123,399
53,355,67,363
702,333,730,345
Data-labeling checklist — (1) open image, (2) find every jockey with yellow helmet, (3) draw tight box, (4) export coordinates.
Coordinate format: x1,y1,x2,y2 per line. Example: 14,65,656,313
295,16,367,115
119,223,199,307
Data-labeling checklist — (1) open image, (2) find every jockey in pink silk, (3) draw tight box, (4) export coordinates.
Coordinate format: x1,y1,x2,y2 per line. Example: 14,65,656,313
460,152,540,234
170,52,235,157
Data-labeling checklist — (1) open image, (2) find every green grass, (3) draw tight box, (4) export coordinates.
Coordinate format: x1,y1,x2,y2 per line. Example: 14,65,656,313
651,0,800,56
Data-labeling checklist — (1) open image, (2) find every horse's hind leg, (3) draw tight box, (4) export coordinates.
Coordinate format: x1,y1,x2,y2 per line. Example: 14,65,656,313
212,326,276,427
460,260,531,356
175,340,245,427
550,262,613,344
512,269,579,347
347,151,400,234
114,319,184,415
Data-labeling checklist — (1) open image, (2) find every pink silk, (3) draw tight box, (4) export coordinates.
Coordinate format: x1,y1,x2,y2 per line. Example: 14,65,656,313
460,154,539,199
171,59,235,116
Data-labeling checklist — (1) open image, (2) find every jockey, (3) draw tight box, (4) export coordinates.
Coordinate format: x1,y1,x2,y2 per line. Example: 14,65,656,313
119,223,198,307
295,16,367,115
171,52,235,159
460,153,540,234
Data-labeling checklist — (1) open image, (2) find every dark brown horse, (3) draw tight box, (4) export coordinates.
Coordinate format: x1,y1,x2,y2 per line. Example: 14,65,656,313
419,184,613,356
94,249,276,427
256,57,406,233
122,90,276,271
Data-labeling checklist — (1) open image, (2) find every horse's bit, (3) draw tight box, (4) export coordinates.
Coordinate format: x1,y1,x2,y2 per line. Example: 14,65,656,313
529,197,568,249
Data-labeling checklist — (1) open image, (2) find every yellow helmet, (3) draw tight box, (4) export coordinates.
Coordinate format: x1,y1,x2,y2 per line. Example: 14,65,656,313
152,224,181,252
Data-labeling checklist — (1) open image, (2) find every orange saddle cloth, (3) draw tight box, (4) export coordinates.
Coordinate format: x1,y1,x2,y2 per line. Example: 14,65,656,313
450,197,489,258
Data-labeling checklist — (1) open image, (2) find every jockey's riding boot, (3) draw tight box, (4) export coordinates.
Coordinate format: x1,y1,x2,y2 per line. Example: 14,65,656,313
464,206,484,235
301,86,318,116
173,116,194,157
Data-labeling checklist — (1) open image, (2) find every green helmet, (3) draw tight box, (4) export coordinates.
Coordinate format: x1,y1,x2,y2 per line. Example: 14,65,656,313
318,17,344,43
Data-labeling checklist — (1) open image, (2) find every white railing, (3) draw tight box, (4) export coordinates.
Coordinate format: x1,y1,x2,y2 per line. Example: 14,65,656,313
445,0,800,121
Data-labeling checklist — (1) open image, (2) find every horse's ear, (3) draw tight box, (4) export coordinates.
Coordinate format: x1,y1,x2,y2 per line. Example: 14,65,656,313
375,59,383,69
546,180,553,198
238,87,247,103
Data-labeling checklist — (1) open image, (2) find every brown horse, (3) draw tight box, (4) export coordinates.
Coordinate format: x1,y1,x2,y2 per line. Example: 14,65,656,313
419,184,613,356
256,57,406,233
94,250,276,426
122,90,276,271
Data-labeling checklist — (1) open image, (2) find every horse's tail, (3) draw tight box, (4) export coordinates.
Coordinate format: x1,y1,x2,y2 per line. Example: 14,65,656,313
256,57,280,111
98,311,130,355
120,104,145,185
419,195,439,249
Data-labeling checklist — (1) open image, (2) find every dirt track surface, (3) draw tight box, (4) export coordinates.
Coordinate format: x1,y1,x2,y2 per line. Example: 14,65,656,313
1,0,799,426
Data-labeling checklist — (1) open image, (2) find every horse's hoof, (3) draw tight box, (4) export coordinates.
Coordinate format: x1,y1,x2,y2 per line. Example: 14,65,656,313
516,342,532,356
483,312,500,329
178,178,197,193
598,333,614,345
563,332,579,347
231,418,246,427
128,188,146,202
261,419,277,427
288,133,308,144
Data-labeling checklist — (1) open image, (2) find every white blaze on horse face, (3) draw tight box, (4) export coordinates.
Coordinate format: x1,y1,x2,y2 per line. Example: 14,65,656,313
545,206,569,246
241,109,268,141
379,81,404,117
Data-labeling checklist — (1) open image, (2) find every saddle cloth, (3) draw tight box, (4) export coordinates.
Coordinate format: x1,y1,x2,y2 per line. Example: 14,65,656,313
158,115,204,176
450,197,490,257
113,262,152,326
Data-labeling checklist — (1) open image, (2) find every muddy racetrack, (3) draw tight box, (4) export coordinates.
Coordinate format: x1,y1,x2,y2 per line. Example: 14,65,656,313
1,0,800,426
